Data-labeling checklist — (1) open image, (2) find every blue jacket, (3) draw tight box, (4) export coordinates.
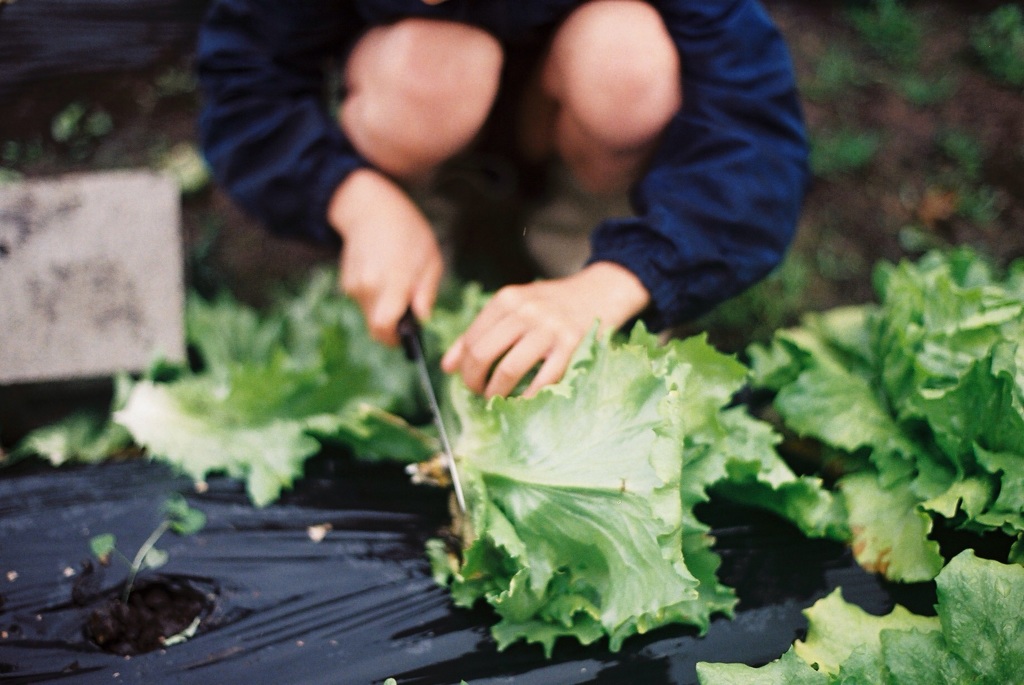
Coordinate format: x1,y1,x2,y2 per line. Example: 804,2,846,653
197,0,809,329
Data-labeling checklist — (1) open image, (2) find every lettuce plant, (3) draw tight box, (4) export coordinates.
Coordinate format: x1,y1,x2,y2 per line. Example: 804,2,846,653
749,249,1024,581
427,325,844,655
113,270,433,506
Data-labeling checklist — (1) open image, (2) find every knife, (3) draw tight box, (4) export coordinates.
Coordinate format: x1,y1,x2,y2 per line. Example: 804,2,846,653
397,308,467,512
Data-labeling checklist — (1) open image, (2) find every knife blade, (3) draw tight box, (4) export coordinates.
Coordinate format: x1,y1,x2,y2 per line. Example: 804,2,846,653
397,308,467,512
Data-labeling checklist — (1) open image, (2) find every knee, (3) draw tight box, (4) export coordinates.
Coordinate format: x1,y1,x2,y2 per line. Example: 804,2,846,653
342,19,504,179
549,1,682,151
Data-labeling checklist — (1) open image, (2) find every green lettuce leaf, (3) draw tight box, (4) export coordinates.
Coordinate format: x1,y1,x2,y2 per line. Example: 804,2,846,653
792,589,939,675
11,411,131,466
696,648,829,685
838,472,944,582
698,551,1024,684
933,550,1024,682
878,628,973,685
710,407,849,541
115,375,322,506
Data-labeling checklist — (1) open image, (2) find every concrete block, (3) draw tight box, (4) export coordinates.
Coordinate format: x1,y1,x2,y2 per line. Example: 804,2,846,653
0,170,185,384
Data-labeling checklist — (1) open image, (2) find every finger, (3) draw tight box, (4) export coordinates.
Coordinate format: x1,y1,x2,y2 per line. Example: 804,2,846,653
411,256,443,322
483,331,554,398
458,314,527,394
339,262,379,325
522,344,575,398
458,286,523,347
441,336,465,373
346,281,377,331
367,288,409,346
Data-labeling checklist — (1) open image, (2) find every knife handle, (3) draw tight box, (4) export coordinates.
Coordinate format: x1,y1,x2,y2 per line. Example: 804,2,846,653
397,307,421,362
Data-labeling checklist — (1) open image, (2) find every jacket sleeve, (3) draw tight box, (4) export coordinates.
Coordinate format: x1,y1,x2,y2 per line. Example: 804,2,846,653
588,0,810,330
196,0,366,243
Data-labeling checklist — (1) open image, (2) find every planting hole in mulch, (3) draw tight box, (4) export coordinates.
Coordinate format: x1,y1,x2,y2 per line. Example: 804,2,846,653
76,569,215,655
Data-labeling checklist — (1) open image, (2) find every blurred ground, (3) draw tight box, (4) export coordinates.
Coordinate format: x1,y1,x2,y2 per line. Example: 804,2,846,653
2,0,1023,353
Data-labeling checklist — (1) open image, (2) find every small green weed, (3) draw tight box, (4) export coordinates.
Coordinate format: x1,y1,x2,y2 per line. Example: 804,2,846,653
848,0,922,68
2,138,44,167
971,4,1024,88
51,102,112,143
898,224,948,253
809,128,881,178
186,212,228,298
923,129,1003,227
1,141,21,183
956,185,1002,225
50,101,114,161
154,66,199,99
936,129,986,182
90,494,206,604
896,72,958,106
815,231,868,282
803,45,868,102
158,143,211,196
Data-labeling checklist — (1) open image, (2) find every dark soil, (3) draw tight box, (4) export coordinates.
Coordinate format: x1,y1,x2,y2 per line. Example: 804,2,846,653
1,0,1022,327
83,575,210,655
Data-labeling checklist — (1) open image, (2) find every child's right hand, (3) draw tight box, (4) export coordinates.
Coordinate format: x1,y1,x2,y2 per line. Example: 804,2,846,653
327,168,444,346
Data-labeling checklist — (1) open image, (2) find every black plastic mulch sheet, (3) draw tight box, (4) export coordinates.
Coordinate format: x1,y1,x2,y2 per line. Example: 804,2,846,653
0,454,931,684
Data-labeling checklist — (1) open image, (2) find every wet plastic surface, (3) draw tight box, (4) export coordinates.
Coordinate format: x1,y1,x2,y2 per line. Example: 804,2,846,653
0,454,932,684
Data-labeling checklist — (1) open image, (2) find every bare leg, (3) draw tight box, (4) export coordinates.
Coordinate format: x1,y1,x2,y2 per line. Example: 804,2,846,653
438,4,671,397
520,0,682,195
340,18,504,182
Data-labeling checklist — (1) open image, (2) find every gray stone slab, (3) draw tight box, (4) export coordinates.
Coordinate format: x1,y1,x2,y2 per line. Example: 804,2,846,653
0,170,185,384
